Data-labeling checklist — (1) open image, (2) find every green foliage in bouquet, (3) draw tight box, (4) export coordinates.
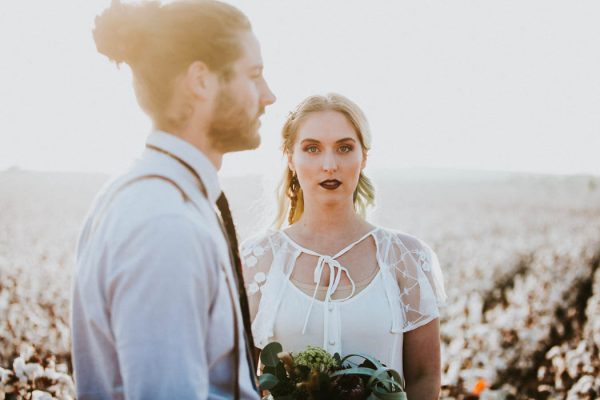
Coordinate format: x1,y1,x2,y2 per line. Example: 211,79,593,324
258,342,407,400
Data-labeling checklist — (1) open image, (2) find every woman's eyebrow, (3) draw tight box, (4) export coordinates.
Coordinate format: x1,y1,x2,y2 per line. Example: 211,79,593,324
299,137,356,144
300,138,320,144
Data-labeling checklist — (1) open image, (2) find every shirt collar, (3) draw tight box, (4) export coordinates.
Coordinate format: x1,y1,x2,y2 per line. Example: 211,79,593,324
145,130,222,205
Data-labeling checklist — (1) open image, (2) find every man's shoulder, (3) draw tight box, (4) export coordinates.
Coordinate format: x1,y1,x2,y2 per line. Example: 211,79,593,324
113,176,192,214
93,174,213,241
97,153,210,214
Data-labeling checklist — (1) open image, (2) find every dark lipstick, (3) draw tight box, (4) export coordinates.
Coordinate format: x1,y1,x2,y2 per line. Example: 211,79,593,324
319,179,342,190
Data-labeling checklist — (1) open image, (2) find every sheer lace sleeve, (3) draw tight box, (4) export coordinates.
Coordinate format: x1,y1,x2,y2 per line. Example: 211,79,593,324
241,232,274,321
387,232,447,332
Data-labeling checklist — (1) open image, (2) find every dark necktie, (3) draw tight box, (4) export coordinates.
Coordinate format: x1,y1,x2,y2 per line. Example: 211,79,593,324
216,192,258,372
145,144,258,393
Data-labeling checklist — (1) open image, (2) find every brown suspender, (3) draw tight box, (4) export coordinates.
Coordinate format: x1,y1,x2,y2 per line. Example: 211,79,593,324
145,144,257,399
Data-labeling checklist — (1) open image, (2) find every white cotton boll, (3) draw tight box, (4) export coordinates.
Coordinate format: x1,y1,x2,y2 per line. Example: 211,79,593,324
0,293,8,310
13,356,26,380
52,372,77,398
31,390,54,400
56,363,68,373
566,352,585,379
245,256,258,268
575,341,587,355
467,293,483,324
492,357,507,372
537,366,547,380
20,344,35,360
25,362,44,379
448,338,464,355
443,360,461,385
57,371,76,386
252,246,265,257
248,282,259,295
567,375,595,398
44,367,60,380
552,356,567,376
546,345,561,360
254,272,266,283
0,367,12,384
480,389,513,400
56,320,70,349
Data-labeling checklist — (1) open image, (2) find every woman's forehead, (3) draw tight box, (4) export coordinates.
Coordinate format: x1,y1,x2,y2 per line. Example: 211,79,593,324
295,110,358,142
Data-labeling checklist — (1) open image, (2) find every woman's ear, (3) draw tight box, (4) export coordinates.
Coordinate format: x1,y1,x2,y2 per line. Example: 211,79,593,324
186,60,218,100
361,151,368,170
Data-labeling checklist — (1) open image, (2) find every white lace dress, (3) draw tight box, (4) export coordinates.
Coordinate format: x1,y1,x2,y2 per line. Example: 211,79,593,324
241,227,446,378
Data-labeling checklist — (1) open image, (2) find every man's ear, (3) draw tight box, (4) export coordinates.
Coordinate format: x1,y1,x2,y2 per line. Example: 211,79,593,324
186,61,218,100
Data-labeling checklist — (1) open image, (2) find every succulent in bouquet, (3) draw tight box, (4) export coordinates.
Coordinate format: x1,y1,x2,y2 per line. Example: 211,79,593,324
258,342,407,400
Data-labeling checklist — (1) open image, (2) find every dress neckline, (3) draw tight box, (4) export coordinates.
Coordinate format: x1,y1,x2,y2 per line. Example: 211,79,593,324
287,269,383,306
279,227,380,259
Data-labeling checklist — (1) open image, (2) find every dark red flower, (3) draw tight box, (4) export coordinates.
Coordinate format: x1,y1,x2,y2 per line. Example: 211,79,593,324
329,374,367,400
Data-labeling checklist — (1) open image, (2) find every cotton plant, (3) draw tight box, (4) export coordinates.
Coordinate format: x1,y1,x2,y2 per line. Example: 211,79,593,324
0,345,75,399
3,172,600,397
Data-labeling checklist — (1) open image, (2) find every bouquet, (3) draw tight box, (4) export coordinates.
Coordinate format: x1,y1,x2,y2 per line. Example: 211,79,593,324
258,342,407,400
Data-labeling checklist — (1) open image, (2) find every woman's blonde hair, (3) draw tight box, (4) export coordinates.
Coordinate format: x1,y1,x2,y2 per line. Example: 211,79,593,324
274,93,375,228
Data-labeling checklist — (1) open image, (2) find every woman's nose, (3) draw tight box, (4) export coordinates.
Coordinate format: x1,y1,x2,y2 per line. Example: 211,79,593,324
322,152,338,172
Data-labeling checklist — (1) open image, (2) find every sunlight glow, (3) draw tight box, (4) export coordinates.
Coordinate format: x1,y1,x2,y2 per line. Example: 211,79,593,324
1,0,598,176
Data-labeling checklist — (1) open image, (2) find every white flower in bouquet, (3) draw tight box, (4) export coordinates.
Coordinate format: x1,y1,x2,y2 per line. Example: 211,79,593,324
293,345,339,372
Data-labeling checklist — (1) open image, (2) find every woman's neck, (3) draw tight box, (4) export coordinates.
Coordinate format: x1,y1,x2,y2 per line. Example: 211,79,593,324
288,198,373,246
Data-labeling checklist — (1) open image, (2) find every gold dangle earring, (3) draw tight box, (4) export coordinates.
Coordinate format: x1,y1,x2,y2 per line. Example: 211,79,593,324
288,172,299,225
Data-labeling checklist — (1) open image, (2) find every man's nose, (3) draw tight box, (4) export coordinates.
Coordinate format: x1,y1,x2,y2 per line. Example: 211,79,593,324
261,81,276,106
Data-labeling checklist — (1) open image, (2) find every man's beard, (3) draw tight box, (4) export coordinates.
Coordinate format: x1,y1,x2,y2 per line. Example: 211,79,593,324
207,86,264,153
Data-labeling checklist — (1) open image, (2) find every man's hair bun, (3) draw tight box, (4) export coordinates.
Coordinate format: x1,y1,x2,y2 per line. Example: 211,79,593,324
93,0,160,65
92,0,251,131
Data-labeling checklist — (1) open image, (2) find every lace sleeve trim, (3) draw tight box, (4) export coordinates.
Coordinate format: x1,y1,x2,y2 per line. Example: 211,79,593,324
241,230,277,296
376,228,446,333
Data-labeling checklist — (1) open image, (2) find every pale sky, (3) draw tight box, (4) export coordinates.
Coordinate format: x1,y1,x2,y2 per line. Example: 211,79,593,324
1,0,598,177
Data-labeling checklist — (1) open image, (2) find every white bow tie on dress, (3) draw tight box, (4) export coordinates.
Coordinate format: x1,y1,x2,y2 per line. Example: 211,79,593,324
301,255,356,335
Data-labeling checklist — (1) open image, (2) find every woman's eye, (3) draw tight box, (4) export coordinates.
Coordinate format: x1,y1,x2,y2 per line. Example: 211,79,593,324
305,145,319,153
339,145,353,153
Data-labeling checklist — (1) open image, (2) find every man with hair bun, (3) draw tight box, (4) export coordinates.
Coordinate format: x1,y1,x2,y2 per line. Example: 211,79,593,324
71,0,275,399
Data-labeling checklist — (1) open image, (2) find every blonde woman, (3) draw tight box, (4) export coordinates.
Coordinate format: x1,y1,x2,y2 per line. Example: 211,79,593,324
241,93,446,398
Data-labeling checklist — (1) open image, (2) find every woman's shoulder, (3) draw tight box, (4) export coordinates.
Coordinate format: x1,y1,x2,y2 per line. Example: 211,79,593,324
240,228,288,261
373,226,433,254
241,228,279,248
376,226,447,311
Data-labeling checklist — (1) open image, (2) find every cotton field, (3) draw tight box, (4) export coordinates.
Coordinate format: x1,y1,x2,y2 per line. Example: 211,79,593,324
1,169,599,399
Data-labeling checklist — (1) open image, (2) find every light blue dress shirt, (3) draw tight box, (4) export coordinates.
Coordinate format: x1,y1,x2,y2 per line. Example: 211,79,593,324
71,131,259,399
